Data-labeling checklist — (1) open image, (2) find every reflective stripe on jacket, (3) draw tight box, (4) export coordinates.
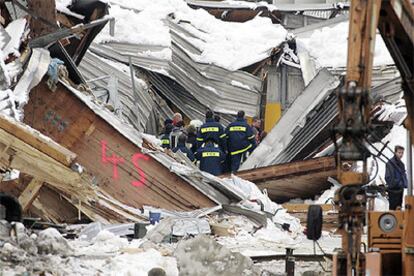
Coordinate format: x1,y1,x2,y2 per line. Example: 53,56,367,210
225,118,256,155
197,119,226,151
195,143,225,176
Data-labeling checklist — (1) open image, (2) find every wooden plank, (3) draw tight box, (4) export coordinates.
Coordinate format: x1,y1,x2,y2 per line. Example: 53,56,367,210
229,157,336,203
282,203,334,213
18,178,44,212
258,171,335,203
0,126,94,201
235,157,336,182
0,114,77,166
28,0,57,39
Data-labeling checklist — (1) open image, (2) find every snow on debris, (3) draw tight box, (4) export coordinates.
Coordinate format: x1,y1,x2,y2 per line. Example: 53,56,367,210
96,0,287,71
3,18,27,58
55,0,85,19
297,21,394,68
231,80,251,90
374,99,407,125
1,228,179,276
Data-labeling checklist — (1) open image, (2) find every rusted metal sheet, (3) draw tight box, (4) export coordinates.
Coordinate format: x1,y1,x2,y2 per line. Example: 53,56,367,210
24,81,216,211
233,157,336,203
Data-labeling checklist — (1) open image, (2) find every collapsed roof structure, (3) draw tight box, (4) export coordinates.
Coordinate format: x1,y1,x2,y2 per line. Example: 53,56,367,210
0,0,407,224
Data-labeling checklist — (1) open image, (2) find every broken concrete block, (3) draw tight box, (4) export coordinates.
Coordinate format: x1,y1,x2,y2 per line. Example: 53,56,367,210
0,242,27,262
174,235,253,276
37,228,72,255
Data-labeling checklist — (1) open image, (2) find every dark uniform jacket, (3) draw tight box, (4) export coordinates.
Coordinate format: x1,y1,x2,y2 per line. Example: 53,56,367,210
195,143,225,176
187,132,197,153
173,143,195,162
225,118,256,156
197,118,226,151
170,127,186,149
385,156,408,190
160,133,171,149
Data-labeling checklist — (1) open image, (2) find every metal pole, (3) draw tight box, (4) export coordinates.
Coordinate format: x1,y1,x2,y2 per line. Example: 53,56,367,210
285,248,295,276
407,130,413,196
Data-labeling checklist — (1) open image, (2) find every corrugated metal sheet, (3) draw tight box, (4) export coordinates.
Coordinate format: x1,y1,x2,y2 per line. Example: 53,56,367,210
168,18,263,116
186,1,349,11
90,17,265,118
146,71,236,125
372,77,404,103
328,65,400,88
79,51,156,132
89,43,171,76
241,68,340,170
241,74,404,170
281,13,324,29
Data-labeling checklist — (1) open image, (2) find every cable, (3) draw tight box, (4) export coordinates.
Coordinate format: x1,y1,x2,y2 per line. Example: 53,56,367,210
368,156,379,184
365,138,405,175
312,240,332,273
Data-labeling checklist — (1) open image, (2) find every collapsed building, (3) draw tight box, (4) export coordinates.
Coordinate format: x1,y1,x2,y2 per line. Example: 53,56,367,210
0,0,410,275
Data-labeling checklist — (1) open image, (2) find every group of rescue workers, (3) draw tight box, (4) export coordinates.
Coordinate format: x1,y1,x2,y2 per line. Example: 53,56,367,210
159,110,265,176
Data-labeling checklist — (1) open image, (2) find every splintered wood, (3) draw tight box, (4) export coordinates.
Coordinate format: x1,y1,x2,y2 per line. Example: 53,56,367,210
234,157,337,203
0,116,148,223
18,178,44,212
0,115,77,166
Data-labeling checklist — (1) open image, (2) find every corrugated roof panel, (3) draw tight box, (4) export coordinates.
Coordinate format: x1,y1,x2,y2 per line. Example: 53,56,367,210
79,51,155,132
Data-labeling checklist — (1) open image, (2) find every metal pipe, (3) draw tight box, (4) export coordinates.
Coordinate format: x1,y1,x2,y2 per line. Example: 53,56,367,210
285,248,295,276
407,129,413,196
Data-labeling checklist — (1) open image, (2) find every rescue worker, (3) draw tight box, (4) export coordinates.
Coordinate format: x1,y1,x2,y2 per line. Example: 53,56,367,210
159,123,173,149
195,138,226,176
225,110,256,172
197,110,226,152
159,118,173,136
385,145,408,210
172,113,183,127
172,134,195,162
186,124,198,153
251,117,263,145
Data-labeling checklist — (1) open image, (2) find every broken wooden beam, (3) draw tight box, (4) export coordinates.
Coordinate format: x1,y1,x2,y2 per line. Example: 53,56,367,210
0,114,77,167
18,178,43,212
233,157,337,203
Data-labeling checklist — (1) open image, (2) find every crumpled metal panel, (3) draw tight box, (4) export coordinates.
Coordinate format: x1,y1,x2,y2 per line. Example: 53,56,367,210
371,77,403,103
146,71,236,125
185,1,349,12
79,51,156,132
89,15,265,118
241,68,340,170
241,73,404,170
168,19,262,117
89,43,171,76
